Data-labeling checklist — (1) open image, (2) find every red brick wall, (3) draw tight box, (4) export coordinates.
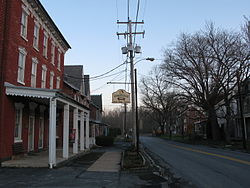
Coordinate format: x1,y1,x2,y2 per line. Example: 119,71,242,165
0,0,67,160
3,0,65,88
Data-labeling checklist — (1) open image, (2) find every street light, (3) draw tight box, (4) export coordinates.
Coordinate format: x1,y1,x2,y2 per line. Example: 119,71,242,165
133,58,155,152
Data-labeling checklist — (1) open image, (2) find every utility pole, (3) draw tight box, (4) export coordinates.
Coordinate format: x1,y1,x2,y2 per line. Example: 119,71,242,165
135,69,139,153
124,103,127,137
117,20,144,147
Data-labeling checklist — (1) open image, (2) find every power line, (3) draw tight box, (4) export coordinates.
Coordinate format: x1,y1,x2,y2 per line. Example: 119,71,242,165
91,71,126,93
127,0,130,20
134,0,141,45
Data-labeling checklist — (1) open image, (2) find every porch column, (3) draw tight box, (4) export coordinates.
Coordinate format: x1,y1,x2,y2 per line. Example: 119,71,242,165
85,112,90,149
63,104,69,158
49,98,57,168
93,124,96,145
73,108,79,154
80,111,85,151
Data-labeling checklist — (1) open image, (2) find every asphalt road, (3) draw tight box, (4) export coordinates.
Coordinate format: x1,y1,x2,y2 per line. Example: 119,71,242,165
141,136,250,188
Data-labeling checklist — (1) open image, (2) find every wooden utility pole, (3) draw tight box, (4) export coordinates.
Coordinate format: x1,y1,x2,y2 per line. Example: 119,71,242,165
117,20,144,147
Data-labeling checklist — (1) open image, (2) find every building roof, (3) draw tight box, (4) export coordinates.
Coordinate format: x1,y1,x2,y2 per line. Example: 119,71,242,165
91,95,102,111
28,0,71,50
64,65,83,91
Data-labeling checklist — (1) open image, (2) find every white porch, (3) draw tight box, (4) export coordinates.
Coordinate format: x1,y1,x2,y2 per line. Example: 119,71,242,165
5,82,93,168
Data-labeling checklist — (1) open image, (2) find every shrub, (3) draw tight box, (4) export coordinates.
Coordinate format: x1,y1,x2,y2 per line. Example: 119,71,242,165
108,128,121,137
95,136,114,146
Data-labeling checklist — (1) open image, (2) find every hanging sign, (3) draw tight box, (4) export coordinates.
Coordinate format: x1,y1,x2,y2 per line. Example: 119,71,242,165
112,89,130,103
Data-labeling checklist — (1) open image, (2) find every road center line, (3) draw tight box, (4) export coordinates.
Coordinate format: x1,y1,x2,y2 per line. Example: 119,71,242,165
167,143,250,165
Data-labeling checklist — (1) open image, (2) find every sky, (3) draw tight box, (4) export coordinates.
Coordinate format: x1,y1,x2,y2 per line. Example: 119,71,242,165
40,0,250,111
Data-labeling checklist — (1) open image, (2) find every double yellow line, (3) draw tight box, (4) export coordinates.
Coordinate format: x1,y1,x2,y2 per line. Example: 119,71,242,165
167,143,250,166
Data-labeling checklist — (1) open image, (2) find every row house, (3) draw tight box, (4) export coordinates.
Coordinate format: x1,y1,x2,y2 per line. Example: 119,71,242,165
176,105,207,137
90,95,108,138
0,0,90,168
63,65,94,148
216,78,250,140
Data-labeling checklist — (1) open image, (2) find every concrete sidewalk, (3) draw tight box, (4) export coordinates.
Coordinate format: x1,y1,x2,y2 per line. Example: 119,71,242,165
87,151,121,172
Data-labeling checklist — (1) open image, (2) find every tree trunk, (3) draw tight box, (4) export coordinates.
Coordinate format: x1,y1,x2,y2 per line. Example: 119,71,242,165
224,99,232,143
208,107,221,141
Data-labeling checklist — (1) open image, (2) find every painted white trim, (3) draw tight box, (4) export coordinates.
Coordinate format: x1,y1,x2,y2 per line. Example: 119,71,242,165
20,7,29,40
31,58,38,88
41,65,47,88
56,76,61,89
5,82,57,99
85,113,90,149
33,21,40,50
49,71,54,89
73,108,79,154
49,98,57,168
43,32,48,58
80,112,85,151
63,104,69,158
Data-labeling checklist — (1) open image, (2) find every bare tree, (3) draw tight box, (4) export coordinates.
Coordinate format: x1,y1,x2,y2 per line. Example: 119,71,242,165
140,66,180,135
162,23,250,140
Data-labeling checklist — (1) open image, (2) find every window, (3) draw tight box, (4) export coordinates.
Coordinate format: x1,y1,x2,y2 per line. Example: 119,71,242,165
43,32,48,57
57,50,61,70
49,71,54,89
17,47,27,84
14,103,24,142
56,76,61,89
51,42,55,65
31,57,38,87
20,9,28,39
33,22,40,50
41,65,47,88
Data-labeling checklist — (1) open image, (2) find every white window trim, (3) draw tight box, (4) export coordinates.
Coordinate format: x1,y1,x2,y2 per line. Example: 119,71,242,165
43,32,48,58
31,57,38,87
41,64,47,88
49,71,54,89
56,76,61,89
57,50,61,71
51,41,55,65
17,47,27,85
14,103,24,143
33,21,40,51
20,5,29,41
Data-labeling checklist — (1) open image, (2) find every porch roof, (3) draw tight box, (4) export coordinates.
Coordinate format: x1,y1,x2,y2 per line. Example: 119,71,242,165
4,82,89,111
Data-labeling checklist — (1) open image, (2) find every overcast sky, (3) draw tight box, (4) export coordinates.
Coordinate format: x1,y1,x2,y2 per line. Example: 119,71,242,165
40,0,250,111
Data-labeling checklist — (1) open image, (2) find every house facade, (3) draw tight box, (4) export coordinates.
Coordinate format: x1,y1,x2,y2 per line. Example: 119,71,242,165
216,78,250,140
90,95,109,137
0,0,90,168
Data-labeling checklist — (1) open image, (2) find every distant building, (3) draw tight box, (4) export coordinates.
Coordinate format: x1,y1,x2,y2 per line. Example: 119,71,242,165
90,95,109,137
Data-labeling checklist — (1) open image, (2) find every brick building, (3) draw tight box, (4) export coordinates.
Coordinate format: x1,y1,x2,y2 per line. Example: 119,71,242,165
0,0,90,168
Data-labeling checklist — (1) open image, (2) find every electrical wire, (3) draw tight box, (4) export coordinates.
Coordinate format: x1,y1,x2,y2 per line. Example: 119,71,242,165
127,0,130,20
90,70,126,81
91,69,126,93
64,61,127,82
133,0,141,45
